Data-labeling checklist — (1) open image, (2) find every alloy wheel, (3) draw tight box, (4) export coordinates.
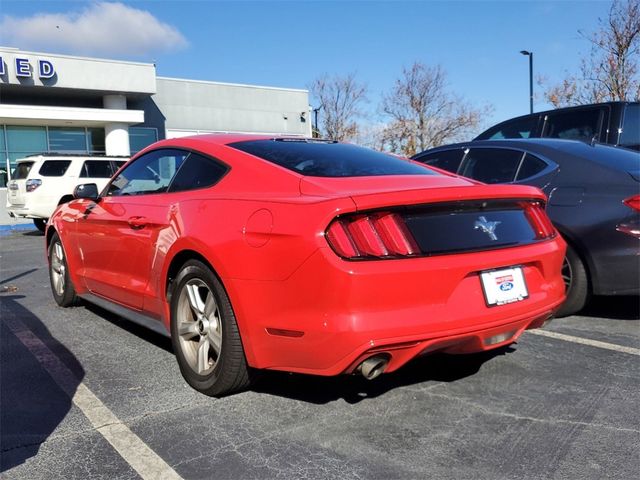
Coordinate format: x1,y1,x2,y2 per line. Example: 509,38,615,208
176,279,223,375
50,242,66,296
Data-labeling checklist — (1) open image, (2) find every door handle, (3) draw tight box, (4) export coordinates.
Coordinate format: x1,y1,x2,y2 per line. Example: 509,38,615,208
128,216,148,229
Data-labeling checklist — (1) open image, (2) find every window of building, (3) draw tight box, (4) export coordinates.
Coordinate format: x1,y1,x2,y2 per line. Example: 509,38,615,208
48,127,87,152
6,126,48,163
88,128,106,153
129,127,158,154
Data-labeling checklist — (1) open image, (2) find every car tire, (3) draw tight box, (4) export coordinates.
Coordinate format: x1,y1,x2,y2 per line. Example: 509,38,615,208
34,218,47,233
48,232,78,307
556,243,589,317
170,260,250,396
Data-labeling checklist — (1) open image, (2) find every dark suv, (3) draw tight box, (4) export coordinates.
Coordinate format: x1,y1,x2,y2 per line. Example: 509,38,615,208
474,102,639,151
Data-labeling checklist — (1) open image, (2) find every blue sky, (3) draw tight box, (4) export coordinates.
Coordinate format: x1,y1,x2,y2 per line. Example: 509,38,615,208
0,0,613,134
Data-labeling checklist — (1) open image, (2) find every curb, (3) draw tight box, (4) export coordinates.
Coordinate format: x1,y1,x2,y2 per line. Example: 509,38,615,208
0,223,37,235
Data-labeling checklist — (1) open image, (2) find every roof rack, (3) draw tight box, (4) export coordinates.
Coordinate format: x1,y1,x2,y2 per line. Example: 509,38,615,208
22,152,130,159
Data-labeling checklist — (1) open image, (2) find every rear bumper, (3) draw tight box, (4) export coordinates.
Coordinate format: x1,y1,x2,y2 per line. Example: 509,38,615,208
6,205,49,220
226,237,566,376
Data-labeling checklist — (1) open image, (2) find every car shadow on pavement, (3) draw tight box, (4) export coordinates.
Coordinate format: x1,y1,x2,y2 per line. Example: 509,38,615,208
0,295,84,473
250,347,513,404
581,295,640,320
79,301,512,404
82,303,173,353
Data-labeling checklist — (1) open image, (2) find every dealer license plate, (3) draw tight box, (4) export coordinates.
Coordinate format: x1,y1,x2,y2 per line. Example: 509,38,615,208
480,267,528,307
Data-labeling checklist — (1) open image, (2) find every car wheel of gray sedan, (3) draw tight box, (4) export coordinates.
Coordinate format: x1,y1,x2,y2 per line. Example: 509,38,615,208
556,243,589,317
170,260,250,396
34,218,47,233
48,232,78,307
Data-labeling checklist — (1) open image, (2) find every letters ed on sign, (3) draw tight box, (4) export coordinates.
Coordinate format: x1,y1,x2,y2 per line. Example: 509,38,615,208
0,56,56,80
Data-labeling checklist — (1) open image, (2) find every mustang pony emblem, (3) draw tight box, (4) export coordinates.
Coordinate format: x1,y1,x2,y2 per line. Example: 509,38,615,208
474,216,501,241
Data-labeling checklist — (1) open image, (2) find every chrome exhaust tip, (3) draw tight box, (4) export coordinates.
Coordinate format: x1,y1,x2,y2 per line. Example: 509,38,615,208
358,355,389,380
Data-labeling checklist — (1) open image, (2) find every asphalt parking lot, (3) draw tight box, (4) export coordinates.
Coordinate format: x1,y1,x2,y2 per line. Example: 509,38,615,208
1,230,638,480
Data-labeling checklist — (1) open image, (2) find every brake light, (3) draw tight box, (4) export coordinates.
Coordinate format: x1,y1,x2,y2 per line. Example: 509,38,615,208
326,212,419,259
623,195,640,212
26,179,42,192
523,201,556,239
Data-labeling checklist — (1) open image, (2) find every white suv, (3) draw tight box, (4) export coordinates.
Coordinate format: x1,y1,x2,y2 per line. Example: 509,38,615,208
6,154,128,231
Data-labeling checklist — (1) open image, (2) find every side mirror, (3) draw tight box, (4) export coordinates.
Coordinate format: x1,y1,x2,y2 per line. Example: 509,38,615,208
73,183,100,201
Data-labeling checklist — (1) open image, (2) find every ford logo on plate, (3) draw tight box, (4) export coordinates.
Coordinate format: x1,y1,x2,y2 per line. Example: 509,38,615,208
499,282,514,292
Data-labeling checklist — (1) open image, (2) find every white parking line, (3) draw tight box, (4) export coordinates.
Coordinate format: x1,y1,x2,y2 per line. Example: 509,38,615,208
528,329,640,356
5,316,183,480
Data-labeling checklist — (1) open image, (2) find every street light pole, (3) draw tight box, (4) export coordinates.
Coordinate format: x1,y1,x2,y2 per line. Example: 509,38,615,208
312,106,322,138
520,50,533,114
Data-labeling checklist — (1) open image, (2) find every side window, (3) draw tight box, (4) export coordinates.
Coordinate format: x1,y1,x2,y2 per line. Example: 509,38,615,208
80,160,114,178
483,116,538,140
516,153,548,181
168,152,228,192
619,104,639,148
39,160,72,177
414,149,465,174
106,149,187,196
543,108,602,142
460,148,524,184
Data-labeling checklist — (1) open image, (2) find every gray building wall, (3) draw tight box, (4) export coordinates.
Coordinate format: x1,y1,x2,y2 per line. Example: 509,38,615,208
154,77,311,137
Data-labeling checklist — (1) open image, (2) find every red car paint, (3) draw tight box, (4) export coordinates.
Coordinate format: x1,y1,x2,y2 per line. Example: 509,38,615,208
48,134,566,381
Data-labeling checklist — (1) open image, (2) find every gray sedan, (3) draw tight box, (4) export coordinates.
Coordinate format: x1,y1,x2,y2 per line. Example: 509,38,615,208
413,139,639,316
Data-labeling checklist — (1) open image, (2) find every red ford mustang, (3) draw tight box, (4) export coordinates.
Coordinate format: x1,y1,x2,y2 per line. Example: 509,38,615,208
46,135,566,396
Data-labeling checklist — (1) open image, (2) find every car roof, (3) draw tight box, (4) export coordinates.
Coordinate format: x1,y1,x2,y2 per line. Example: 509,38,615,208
416,138,640,173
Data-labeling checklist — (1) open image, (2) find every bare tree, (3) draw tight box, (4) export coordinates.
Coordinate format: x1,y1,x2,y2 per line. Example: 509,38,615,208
379,62,489,156
544,0,640,107
310,73,367,141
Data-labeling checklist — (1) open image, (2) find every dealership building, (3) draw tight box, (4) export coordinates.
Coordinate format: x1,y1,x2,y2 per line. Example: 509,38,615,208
0,47,312,189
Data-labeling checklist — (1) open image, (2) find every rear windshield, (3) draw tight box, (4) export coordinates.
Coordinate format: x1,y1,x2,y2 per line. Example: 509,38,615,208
229,139,436,177
12,162,35,180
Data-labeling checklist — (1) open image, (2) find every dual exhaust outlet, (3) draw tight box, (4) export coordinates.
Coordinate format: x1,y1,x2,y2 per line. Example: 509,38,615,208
356,354,389,380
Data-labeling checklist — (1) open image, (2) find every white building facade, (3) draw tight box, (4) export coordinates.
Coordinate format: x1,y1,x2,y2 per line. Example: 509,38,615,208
0,47,312,188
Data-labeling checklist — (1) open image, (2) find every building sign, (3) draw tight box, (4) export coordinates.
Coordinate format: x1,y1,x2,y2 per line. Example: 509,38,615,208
0,56,56,79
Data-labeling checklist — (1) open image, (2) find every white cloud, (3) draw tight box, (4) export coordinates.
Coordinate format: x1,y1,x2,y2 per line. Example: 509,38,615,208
0,2,188,58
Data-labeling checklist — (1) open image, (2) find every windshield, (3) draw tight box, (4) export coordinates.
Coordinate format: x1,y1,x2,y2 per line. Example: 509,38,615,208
229,139,437,177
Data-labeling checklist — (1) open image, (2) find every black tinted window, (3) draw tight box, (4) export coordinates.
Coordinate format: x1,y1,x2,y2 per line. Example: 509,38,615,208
169,152,228,192
516,153,548,181
81,160,115,178
460,149,524,184
39,160,71,177
107,149,187,196
619,104,639,148
414,149,465,173
229,139,436,177
13,162,34,179
479,116,538,140
543,108,602,142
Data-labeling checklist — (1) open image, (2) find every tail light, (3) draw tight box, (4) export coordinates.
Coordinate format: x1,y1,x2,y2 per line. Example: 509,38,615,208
617,195,640,238
326,212,419,259
623,195,640,212
26,179,42,192
522,201,556,239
